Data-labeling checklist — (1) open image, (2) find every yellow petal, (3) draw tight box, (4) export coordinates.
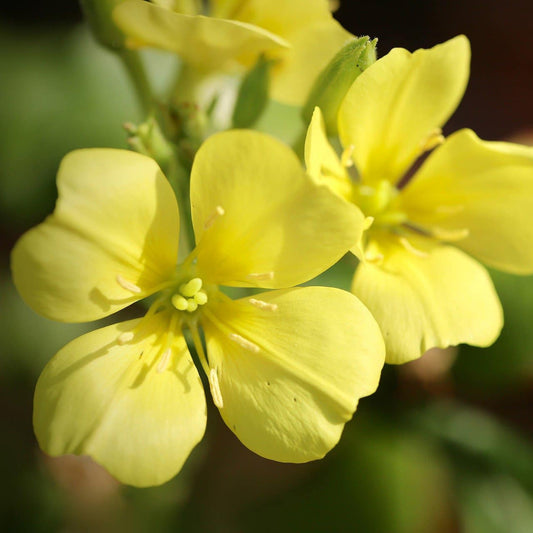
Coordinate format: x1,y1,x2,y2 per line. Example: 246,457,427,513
339,36,470,185
269,20,352,105
190,130,365,288
401,129,533,274
113,0,288,71
11,149,179,322
202,287,384,462
210,0,336,36
34,313,206,487
352,235,503,364
304,106,353,201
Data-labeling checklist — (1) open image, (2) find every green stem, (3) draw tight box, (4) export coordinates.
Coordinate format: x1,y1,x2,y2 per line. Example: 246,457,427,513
118,49,154,115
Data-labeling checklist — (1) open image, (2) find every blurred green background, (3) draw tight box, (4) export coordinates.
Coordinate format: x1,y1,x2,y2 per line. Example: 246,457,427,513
1,1,532,532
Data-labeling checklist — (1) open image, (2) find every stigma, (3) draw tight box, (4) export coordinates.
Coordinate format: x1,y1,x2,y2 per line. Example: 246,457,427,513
171,277,208,313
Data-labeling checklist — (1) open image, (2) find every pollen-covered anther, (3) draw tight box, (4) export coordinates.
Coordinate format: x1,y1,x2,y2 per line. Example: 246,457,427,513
341,144,356,168
399,236,428,257
117,331,135,345
246,271,275,282
249,298,278,311
364,251,384,264
156,348,172,373
116,274,142,294
209,367,224,408
431,227,470,242
229,333,260,353
204,205,225,229
420,128,445,152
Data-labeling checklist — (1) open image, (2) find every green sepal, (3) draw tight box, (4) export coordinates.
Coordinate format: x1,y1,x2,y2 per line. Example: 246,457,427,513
232,55,272,129
302,36,377,135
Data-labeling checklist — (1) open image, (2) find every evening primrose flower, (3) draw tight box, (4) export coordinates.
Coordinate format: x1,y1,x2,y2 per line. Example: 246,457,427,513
305,35,533,365
112,0,351,104
11,131,385,487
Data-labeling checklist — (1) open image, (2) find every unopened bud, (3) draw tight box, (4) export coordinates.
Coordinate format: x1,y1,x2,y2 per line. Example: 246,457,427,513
302,36,377,135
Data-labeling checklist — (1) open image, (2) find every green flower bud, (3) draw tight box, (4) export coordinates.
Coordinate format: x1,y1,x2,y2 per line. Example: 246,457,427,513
302,36,377,135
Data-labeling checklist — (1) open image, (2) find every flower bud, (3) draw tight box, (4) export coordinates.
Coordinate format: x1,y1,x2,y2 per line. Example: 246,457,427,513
302,36,377,135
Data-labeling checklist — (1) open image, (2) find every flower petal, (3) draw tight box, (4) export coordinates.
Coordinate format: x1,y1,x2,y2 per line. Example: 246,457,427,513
269,20,352,105
11,149,179,322
339,36,470,185
113,0,288,71
401,129,533,274
352,234,503,364
190,130,365,288
202,287,385,462
34,313,206,487
304,106,353,201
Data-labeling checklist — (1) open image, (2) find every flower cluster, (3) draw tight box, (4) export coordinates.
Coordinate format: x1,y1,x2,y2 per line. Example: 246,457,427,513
11,0,533,487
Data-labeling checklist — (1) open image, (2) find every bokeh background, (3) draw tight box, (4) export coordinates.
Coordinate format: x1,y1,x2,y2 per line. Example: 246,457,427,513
1,1,533,531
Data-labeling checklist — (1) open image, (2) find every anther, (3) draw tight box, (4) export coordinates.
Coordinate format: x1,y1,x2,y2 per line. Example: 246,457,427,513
229,333,260,353
204,205,225,230
398,236,428,257
246,271,274,282
436,205,465,215
156,348,172,373
209,367,224,408
420,128,445,152
364,251,384,264
116,274,142,294
431,227,470,242
117,331,135,345
180,278,203,297
341,144,356,168
249,298,278,312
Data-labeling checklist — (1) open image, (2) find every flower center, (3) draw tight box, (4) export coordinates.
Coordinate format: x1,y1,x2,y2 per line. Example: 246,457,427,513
353,179,407,229
171,277,208,313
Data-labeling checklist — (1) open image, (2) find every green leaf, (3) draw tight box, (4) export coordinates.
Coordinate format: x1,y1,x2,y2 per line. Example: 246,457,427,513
232,55,272,129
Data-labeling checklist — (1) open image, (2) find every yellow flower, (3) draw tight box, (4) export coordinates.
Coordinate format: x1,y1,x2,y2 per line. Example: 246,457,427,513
12,131,384,487
112,0,351,104
305,36,533,365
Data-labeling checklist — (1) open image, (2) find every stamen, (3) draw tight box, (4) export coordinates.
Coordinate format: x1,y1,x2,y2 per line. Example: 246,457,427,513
229,333,260,353
209,367,224,408
249,298,278,311
420,128,445,152
204,205,225,230
117,331,135,345
398,236,428,257
156,348,172,373
116,274,142,294
341,144,356,168
246,271,274,282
